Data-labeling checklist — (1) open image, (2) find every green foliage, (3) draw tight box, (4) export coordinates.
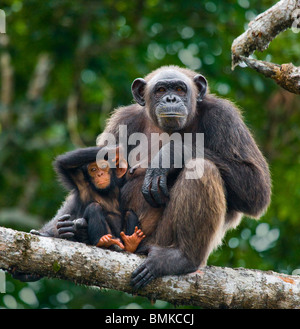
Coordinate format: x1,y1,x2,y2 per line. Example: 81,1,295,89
0,0,300,309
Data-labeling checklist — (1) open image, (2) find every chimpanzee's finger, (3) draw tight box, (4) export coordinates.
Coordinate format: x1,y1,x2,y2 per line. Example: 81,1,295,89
159,175,169,198
57,214,71,222
142,179,159,208
57,221,74,229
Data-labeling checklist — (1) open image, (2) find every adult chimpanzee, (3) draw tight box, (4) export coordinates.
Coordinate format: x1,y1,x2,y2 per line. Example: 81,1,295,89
96,65,271,289
20,65,270,289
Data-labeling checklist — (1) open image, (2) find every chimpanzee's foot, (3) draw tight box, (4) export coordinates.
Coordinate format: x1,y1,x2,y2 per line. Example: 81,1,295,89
96,234,125,249
120,227,146,253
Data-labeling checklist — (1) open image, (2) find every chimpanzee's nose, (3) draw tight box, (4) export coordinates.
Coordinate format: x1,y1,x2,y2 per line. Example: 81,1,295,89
164,95,179,103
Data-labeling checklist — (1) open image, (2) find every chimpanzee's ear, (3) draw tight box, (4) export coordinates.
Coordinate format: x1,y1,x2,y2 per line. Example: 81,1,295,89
114,145,128,178
193,74,207,102
131,78,147,106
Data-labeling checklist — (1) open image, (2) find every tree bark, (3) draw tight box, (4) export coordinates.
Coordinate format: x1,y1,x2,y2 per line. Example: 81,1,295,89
0,226,300,309
239,56,300,94
231,0,300,94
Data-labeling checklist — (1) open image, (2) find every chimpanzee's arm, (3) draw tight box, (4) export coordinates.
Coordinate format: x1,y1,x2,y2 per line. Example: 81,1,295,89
200,96,271,217
31,192,88,241
54,146,101,191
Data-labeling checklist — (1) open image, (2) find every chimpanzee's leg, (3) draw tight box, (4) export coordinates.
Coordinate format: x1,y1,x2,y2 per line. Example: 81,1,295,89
84,203,124,249
83,203,108,246
131,159,227,289
123,210,140,235
120,210,146,253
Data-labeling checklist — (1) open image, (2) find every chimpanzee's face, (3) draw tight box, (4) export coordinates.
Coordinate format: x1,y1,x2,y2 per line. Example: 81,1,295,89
147,71,192,131
131,68,207,132
87,161,112,190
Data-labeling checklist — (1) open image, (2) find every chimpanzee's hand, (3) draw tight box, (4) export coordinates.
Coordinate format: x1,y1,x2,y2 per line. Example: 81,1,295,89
130,249,160,290
142,167,170,207
56,215,88,242
130,245,197,290
56,214,75,239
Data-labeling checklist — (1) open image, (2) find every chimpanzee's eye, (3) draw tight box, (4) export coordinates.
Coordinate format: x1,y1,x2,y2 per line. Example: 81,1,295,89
157,87,166,93
176,86,186,94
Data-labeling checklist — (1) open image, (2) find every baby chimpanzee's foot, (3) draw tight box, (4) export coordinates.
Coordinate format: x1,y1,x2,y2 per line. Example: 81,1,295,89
96,234,125,249
120,227,146,253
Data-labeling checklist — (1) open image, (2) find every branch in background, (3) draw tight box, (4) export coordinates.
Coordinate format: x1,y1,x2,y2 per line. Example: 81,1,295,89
0,53,13,106
231,0,300,94
27,53,53,101
1,226,300,309
0,35,14,129
231,0,299,68
65,14,92,148
67,92,85,147
0,209,42,231
240,56,300,94
17,173,40,211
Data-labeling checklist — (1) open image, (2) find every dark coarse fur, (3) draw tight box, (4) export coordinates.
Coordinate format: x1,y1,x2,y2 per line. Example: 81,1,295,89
13,147,143,282
38,147,102,240
38,146,139,246
96,65,271,289
29,65,271,288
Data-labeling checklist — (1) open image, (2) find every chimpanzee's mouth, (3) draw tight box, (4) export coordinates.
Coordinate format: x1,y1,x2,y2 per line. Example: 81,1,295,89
158,113,186,118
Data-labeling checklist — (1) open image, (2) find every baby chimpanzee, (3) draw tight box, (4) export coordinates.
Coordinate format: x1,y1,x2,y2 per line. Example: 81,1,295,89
50,145,145,253
13,146,145,283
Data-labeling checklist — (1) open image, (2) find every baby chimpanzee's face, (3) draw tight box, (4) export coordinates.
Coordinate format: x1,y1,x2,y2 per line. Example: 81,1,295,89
87,161,111,190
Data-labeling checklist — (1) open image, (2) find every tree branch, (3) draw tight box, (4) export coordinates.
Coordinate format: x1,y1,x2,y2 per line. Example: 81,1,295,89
240,56,300,94
231,0,300,94
1,226,300,308
232,0,299,67
26,53,52,101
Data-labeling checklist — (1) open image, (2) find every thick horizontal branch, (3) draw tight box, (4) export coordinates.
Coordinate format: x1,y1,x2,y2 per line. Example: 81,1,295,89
0,226,300,309
231,0,299,69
